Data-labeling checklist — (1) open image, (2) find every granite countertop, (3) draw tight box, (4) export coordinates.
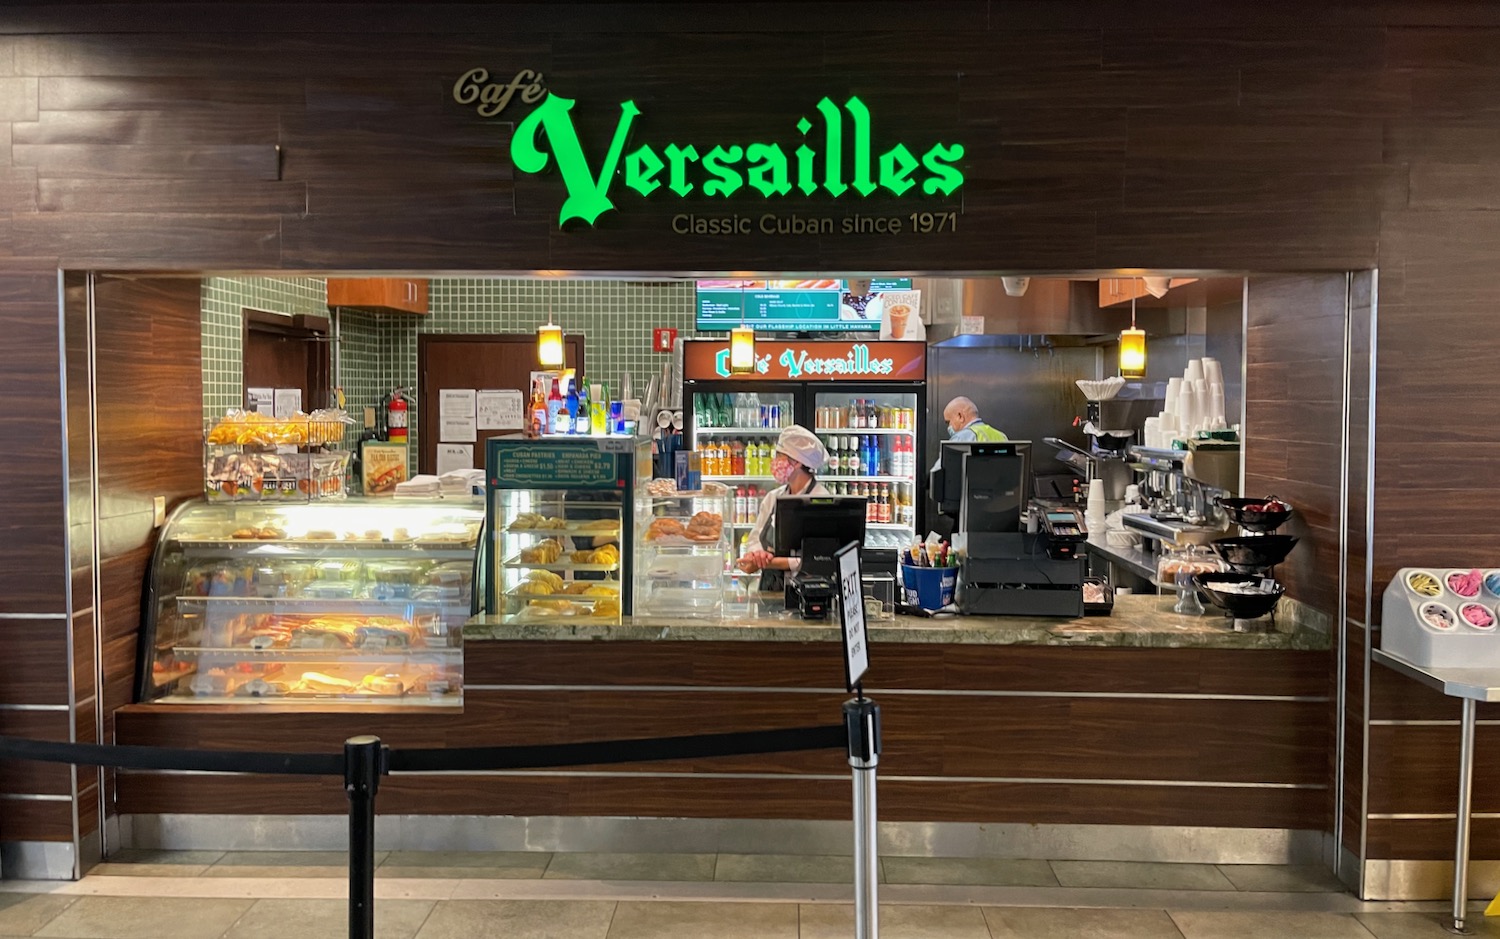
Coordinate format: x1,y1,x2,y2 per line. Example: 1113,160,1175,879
465,592,1330,650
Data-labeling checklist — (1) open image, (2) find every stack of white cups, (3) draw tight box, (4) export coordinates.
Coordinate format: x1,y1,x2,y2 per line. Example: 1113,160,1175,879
1085,479,1107,536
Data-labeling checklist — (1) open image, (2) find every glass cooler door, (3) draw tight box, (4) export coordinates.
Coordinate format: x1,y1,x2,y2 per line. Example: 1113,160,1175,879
813,390,920,549
691,389,795,551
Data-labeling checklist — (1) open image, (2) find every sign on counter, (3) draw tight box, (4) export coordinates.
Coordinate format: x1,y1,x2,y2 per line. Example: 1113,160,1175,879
837,541,870,692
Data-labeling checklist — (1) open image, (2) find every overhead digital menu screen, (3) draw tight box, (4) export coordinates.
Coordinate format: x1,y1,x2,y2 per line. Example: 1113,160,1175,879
696,279,911,332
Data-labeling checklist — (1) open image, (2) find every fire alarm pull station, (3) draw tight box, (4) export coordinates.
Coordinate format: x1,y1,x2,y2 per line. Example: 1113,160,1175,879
653,327,678,352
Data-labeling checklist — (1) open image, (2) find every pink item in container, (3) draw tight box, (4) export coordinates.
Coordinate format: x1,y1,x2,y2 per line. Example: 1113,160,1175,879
1448,569,1483,598
1421,602,1457,631
1461,603,1496,629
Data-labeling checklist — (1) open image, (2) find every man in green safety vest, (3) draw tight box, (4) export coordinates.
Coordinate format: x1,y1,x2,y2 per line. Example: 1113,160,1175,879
942,396,1008,444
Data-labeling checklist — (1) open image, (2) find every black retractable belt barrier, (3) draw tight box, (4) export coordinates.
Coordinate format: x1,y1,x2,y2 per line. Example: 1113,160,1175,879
0,721,854,939
0,734,342,775
387,724,847,773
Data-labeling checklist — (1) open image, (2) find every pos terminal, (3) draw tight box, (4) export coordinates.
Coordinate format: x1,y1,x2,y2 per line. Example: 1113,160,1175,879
774,496,868,619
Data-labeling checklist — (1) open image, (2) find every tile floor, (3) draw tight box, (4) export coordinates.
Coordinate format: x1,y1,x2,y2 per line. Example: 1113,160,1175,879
0,851,1486,938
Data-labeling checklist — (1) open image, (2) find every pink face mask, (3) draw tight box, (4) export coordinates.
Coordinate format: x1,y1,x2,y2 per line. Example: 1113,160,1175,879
771,453,797,484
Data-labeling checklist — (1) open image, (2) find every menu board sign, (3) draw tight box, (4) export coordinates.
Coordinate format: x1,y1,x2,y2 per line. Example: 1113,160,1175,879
696,279,913,333
490,442,621,489
681,339,925,382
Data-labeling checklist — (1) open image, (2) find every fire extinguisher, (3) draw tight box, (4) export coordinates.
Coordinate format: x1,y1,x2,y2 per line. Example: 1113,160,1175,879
384,388,412,445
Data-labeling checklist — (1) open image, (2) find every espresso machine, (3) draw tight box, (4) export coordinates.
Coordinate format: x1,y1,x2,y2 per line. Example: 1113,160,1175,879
1122,443,1238,546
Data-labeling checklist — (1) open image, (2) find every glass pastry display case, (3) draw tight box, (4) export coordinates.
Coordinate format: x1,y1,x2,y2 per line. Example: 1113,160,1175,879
483,435,648,623
139,498,483,707
635,483,730,621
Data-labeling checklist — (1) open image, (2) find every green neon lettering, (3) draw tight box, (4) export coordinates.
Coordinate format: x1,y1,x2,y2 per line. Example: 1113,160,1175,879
878,144,919,196
814,97,846,197
846,97,877,197
921,143,965,196
512,93,638,226
702,145,745,197
663,144,700,196
745,143,791,196
625,144,664,196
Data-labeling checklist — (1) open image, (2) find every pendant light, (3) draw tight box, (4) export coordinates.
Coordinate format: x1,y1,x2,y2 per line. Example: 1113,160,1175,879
1118,284,1147,379
536,307,564,368
728,284,755,374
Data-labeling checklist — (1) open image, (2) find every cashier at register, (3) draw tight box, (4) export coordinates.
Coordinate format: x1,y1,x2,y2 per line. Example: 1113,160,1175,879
736,426,830,590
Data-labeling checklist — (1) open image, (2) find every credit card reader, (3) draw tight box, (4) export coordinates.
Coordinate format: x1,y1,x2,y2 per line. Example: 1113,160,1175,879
1040,508,1087,560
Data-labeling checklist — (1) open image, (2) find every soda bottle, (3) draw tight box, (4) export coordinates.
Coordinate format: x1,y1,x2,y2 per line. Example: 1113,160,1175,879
564,378,581,434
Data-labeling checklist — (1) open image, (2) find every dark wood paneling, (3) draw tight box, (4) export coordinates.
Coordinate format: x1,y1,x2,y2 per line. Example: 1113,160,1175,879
465,641,1328,697
0,620,70,706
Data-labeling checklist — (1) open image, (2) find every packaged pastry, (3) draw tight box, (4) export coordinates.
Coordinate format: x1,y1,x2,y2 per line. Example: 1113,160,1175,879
355,620,424,649
252,565,290,598
312,559,363,582
645,518,685,541
367,561,431,600
303,580,359,599
685,511,723,541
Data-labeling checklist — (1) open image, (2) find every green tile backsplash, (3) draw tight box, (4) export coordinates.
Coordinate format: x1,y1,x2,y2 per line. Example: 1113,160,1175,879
204,276,698,474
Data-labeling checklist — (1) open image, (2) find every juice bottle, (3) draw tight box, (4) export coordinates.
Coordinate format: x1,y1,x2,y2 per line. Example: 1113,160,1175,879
731,440,746,475
545,378,564,434
528,379,546,438
590,383,607,435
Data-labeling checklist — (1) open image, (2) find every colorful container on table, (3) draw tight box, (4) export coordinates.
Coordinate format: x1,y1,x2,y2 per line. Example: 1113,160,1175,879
901,564,957,610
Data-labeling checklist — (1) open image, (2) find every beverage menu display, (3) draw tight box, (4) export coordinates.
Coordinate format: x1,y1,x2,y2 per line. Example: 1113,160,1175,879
696,279,912,333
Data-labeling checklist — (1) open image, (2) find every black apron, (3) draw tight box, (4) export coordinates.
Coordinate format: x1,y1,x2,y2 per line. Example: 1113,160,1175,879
758,478,818,594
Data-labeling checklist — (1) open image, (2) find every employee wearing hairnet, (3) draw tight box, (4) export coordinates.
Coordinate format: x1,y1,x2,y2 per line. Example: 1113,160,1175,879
736,426,831,591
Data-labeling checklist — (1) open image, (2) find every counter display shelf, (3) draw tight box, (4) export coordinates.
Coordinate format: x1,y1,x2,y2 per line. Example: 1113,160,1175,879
140,498,483,707
482,435,648,623
635,489,731,621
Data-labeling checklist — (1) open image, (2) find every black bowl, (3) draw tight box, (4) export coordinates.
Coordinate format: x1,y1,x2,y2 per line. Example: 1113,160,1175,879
1195,572,1285,619
1216,496,1294,533
1210,534,1300,572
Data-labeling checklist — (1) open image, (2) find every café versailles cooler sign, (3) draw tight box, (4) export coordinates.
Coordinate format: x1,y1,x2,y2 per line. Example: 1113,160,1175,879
453,68,965,234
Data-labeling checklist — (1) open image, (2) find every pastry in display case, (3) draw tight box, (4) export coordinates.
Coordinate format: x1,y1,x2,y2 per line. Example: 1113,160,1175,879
483,435,646,623
635,479,730,621
139,498,483,707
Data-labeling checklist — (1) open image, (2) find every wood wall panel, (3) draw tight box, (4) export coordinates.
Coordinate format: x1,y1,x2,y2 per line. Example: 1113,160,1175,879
464,641,1328,697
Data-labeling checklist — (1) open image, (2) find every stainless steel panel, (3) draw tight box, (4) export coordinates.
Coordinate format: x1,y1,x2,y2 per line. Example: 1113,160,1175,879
122,814,1323,864
1362,858,1500,901
1,840,75,880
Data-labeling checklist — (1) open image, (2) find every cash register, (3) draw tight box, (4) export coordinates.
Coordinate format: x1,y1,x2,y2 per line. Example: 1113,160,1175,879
931,441,1086,617
774,496,867,619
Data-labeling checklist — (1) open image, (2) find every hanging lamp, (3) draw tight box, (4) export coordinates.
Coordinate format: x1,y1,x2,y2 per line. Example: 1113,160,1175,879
729,285,755,374
1118,284,1147,379
536,307,564,368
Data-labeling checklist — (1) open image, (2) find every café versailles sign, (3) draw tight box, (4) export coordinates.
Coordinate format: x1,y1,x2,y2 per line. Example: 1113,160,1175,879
453,68,965,230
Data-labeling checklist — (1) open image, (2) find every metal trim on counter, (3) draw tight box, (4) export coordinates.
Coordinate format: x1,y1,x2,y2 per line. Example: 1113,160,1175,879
0,840,76,881
121,814,1324,864
1363,859,1500,902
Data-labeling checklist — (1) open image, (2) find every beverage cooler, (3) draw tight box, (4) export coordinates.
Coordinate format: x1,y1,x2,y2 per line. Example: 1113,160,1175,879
681,339,927,554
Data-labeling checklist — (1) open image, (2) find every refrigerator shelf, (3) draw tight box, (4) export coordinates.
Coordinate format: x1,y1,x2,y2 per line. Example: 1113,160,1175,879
814,427,916,435
821,475,912,484
695,427,786,435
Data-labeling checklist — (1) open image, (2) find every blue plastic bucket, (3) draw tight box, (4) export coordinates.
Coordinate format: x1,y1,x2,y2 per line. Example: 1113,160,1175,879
901,565,958,610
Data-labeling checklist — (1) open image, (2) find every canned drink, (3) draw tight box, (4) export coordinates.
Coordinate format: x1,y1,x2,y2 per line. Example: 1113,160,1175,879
769,404,779,427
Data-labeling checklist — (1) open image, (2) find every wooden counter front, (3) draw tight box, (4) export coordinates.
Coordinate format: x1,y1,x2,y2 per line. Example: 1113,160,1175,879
114,597,1332,831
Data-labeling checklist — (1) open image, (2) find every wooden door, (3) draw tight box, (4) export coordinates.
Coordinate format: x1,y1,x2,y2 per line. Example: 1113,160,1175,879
242,310,331,412
417,334,585,475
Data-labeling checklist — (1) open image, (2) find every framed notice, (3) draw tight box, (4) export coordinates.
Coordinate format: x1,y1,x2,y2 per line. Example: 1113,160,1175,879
836,541,870,692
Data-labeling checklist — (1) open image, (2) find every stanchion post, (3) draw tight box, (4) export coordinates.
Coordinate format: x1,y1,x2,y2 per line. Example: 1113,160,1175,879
844,696,881,939
345,735,384,939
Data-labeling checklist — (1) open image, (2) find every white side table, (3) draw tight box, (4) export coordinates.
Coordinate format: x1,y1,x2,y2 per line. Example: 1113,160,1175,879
1373,648,1500,933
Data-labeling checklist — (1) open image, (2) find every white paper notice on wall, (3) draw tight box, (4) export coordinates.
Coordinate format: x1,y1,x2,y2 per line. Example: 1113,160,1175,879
477,389,524,430
273,388,302,418
439,389,477,442
436,444,474,476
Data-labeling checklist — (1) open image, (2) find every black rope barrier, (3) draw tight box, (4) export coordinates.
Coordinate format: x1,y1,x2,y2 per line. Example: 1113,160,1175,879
385,723,848,773
0,735,342,776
